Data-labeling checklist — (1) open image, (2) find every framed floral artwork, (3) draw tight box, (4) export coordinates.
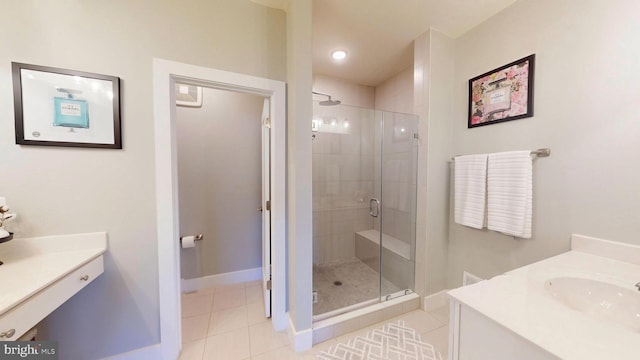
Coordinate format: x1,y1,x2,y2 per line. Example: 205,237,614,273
468,54,535,128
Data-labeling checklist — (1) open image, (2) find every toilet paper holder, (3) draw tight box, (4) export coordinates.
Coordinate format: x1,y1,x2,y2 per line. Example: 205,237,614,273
180,234,203,242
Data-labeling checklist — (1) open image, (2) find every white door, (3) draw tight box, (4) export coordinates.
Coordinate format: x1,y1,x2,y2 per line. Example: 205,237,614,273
261,98,272,318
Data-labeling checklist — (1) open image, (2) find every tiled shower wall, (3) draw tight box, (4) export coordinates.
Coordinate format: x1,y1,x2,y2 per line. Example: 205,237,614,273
312,75,376,265
312,73,417,266
312,105,376,265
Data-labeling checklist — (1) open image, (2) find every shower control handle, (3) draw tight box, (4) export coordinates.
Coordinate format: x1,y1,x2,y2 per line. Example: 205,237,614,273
369,198,380,218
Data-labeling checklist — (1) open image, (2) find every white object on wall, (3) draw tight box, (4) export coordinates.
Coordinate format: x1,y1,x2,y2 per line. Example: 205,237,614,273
180,236,196,249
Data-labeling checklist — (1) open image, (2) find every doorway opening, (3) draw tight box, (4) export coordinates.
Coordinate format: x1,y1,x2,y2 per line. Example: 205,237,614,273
176,86,272,345
153,59,286,359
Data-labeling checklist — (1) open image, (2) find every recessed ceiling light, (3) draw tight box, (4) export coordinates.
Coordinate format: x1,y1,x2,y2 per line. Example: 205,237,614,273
331,50,347,61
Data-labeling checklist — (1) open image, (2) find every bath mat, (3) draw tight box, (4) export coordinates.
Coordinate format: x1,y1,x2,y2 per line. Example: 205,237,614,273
317,320,443,360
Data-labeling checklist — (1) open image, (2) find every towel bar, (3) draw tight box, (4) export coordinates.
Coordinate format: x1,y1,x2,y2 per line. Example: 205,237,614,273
451,148,550,161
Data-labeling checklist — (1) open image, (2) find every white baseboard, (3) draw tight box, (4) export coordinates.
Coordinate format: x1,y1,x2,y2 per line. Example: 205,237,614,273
100,344,162,360
287,313,313,352
181,267,262,292
423,290,450,312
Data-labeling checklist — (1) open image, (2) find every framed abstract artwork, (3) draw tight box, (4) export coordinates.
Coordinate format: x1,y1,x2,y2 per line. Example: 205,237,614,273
468,54,535,128
12,62,121,148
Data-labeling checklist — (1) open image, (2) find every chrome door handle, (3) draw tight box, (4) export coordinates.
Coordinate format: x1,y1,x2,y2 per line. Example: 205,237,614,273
369,198,380,218
635,282,640,291
80,275,90,281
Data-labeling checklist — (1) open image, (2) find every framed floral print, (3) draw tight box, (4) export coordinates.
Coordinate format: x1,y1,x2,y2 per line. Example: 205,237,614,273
468,54,535,128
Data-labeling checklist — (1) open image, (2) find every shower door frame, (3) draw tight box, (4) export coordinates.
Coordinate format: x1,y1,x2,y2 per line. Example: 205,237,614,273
311,104,418,320
378,110,419,301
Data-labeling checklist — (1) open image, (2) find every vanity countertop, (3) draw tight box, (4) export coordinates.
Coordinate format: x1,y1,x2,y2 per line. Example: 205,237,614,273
0,232,107,317
448,234,640,360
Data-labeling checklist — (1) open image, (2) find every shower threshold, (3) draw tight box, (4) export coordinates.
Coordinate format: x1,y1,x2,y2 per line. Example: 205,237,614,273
313,288,414,322
311,291,420,345
313,298,379,322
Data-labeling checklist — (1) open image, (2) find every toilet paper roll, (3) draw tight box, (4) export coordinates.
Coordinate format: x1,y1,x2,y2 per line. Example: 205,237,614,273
181,236,196,249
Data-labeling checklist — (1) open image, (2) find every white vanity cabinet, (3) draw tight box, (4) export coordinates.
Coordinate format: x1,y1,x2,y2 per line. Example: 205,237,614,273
446,234,640,360
0,232,107,341
448,300,558,360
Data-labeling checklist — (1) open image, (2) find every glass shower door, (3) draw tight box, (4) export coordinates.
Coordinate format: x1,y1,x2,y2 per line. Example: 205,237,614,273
378,110,419,300
311,102,419,319
311,102,382,317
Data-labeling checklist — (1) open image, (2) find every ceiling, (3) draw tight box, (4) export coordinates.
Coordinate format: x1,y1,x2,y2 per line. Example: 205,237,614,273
312,0,517,86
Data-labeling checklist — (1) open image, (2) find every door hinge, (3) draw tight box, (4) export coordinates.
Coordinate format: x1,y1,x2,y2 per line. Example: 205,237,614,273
266,279,272,290
264,117,271,129
266,200,271,211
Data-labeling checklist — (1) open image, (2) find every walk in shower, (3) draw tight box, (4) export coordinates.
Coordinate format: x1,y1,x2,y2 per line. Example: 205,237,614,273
312,100,418,318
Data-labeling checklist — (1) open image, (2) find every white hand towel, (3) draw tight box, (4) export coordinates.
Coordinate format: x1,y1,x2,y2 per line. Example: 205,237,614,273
454,154,488,229
487,151,532,238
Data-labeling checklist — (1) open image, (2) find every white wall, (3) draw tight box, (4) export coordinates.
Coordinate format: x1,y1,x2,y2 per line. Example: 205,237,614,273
313,74,375,108
286,0,314,339
177,88,263,279
375,66,414,114
413,30,455,297
0,1,285,358
448,0,640,287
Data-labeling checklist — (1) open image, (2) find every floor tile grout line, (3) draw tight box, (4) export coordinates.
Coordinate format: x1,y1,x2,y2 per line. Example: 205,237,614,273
245,293,253,358
202,301,213,341
246,322,254,358
198,288,214,360
181,285,221,359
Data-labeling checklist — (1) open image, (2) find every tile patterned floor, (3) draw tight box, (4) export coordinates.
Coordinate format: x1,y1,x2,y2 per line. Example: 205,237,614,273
313,259,401,315
180,280,450,360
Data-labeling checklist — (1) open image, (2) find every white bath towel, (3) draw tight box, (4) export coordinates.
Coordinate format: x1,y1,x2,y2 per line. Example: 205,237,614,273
487,151,532,238
454,154,488,229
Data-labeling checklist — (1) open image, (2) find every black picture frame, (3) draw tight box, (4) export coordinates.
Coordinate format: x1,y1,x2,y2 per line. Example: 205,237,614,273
12,62,122,149
468,54,535,128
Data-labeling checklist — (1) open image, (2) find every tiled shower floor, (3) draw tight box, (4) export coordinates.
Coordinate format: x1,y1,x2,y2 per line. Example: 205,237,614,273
313,258,401,316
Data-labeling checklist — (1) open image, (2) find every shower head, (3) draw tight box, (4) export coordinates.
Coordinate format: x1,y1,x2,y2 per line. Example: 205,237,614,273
319,99,341,106
312,91,341,106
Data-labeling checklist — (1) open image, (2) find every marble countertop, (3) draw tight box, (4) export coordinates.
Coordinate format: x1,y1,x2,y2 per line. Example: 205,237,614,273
448,234,640,360
0,232,107,316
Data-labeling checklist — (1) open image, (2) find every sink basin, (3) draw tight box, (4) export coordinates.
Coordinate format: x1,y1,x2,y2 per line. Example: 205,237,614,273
544,277,640,331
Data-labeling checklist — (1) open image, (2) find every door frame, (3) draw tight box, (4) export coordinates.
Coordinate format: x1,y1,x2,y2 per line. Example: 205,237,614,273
260,98,272,318
152,58,287,359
